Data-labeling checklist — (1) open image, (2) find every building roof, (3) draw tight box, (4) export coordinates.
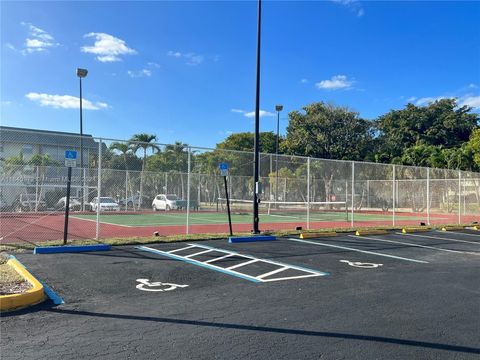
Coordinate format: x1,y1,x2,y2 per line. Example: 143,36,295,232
0,126,99,149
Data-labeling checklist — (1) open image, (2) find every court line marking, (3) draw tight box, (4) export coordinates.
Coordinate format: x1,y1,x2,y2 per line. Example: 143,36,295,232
395,232,480,245
70,216,135,228
136,243,329,282
286,237,429,264
352,235,479,255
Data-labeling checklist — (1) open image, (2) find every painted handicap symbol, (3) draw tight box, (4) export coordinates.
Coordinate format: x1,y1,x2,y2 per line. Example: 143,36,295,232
339,260,383,269
136,278,189,292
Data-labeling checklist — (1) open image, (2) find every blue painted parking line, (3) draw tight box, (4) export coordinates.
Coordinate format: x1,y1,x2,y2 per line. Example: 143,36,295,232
136,243,329,283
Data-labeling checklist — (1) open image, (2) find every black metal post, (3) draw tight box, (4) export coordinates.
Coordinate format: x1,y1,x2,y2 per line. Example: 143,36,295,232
223,176,233,236
253,0,262,234
63,166,72,244
275,110,279,204
79,77,84,211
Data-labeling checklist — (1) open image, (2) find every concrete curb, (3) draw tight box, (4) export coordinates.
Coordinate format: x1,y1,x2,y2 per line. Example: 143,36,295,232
300,232,337,239
355,229,388,236
34,244,111,254
0,257,45,312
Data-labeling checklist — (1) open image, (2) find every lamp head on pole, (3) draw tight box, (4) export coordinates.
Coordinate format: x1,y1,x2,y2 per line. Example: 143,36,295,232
76,68,88,78
275,104,283,112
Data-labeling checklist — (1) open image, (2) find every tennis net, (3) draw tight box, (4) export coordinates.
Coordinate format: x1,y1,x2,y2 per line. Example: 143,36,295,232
216,198,348,222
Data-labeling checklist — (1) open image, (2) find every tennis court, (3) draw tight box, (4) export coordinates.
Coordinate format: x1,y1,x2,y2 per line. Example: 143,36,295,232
72,210,427,227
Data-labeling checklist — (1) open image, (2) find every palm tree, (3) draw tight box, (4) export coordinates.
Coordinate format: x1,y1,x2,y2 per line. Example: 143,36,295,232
110,142,134,209
129,134,160,209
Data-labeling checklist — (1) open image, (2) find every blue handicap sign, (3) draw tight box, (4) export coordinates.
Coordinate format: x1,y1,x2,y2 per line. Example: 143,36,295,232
219,162,229,170
65,150,77,159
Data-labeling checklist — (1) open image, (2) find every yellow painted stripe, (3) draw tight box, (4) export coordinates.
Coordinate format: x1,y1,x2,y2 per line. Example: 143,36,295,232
355,229,388,236
300,232,337,239
402,228,431,233
0,258,45,312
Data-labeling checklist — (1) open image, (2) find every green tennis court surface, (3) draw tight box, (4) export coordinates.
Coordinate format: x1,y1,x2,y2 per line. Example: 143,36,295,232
72,211,426,227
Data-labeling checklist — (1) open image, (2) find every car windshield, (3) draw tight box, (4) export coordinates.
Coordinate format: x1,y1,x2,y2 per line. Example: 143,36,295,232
100,198,116,203
166,195,177,200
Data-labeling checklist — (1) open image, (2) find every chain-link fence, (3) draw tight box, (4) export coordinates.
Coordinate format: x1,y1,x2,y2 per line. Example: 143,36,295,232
1,128,479,244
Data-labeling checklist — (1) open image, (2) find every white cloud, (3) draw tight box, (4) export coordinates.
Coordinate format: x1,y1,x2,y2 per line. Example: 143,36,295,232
26,92,108,110
415,96,447,106
316,75,354,90
460,95,480,109
167,50,204,65
300,78,308,84
81,33,136,62
20,22,59,54
231,109,275,118
167,51,182,58
331,0,365,17
127,69,152,78
147,62,160,68
406,96,417,102
467,83,478,89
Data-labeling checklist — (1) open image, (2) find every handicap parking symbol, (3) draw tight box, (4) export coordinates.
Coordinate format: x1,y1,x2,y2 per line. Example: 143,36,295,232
136,278,189,292
340,260,383,269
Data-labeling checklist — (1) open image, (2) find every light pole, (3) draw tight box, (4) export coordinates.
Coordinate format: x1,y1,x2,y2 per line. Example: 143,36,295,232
275,104,283,204
76,68,88,210
253,0,262,234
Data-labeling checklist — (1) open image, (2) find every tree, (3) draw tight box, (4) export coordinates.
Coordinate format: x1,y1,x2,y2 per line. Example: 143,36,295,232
465,128,480,170
129,134,160,208
376,99,478,163
216,132,280,154
282,102,373,161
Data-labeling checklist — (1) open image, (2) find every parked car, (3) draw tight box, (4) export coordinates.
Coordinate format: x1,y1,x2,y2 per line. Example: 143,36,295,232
14,194,47,212
118,195,150,209
152,194,179,211
55,197,91,211
90,197,120,212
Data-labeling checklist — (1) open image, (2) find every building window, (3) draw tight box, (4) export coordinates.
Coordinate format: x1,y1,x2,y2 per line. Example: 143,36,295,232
22,144,33,155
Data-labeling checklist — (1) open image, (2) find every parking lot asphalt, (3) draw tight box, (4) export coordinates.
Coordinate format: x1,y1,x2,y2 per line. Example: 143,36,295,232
1,230,480,359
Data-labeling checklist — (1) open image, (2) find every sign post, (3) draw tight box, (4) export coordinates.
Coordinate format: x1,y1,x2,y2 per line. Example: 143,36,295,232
219,163,233,236
63,150,77,244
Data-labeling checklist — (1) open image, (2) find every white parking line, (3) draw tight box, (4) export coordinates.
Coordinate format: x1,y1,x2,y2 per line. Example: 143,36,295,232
137,243,329,283
352,235,478,255
184,249,213,258
437,230,480,238
286,238,428,263
396,232,480,245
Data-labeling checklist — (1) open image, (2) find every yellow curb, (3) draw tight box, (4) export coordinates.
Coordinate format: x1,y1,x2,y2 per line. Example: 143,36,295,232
355,229,388,236
441,226,465,232
300,232,337,239
0,258,45,312
402,228,431,233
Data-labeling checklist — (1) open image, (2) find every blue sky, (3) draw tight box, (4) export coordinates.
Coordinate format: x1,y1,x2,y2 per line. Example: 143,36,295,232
1,0,479,148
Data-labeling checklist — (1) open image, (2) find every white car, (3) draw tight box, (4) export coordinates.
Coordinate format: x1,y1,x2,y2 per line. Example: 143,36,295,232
90,197,120,212
152,194,179,211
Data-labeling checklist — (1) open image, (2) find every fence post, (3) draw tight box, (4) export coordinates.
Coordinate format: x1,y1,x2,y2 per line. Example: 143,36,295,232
426,168,430,225
351,161,354,227
186,147,191,235
458,170,461,224
392,165,396,226
125,171,128,211
307,157,310,229
96,138,102,240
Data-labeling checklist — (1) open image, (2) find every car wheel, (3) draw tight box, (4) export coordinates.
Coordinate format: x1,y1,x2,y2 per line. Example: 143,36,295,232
153,205,157,211
166,205,171,211
127,201,133,208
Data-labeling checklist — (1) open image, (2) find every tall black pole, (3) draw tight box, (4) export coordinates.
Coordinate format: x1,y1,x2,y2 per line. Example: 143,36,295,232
63,166,72,244
224,176,233,236
253,0,262,234
275,110,279,204
79,77,84,211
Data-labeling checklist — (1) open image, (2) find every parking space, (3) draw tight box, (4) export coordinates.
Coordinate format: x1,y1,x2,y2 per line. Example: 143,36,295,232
2,230,479,359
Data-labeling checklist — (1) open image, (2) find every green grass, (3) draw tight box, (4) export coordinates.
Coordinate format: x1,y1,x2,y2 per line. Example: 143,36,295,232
72,211,425,227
